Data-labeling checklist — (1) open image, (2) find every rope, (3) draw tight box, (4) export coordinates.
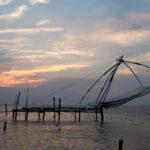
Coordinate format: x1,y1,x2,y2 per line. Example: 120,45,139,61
79,63,117,104
123,62,142,86
28,60,114,106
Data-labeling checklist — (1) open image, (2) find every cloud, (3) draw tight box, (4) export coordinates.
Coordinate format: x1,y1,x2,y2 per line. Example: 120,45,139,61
0,74,45,87
118,68,135,76
15,49,94,62
0,62,91,87
129,52,150,62
0,5,27,21
0,0,12,5
99,30,148,46
29,0,49,5
36,19,51,26
2,63,91,76
0,38,22,43
0,27,63,34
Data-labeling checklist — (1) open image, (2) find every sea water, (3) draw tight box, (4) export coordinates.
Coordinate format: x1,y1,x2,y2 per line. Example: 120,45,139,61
0,105,149,150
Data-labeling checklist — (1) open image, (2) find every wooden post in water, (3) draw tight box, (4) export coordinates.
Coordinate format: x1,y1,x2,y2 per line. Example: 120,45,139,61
100,107,104,123
43,111,45,122
5,104,7,117
3,121,7,132
53,97,56,121
12,94,17,120
3,104,7,132
118,139,123,150
95,108,98,122
25,83,29,122
38,112,41,120
25,109,29,122
58,98,61,123
78,111,81,122
74,109,77,120
15,91,21,122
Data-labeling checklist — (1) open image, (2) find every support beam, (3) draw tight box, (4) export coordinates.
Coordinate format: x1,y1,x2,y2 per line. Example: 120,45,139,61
3,104,7,132
74,109,77,120
58,98,61,123
14,91,21,122
25,110,29,121
118,139,123,150
3,121,7,132
43,111,45,122
78,111,81,122
95,108,98,122
38,112,41,120
53,97,56,121
100,107,104,123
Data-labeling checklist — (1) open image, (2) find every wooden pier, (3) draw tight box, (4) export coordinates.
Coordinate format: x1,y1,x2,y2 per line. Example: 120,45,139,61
12,98,104,123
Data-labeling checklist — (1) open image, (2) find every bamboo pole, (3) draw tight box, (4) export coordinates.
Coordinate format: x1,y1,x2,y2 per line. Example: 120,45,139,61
43,111,45,122
53,97,56,121
118,139,123,150
38,112,41,120
78,111,81,122
3,104,7,132
74,109,77,120
95,108,98,122
15,91,21,122
58,98,61,122
100,107,104,123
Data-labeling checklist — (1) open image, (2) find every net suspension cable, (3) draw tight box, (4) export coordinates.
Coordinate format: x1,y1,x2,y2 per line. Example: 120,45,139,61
80,56,150,107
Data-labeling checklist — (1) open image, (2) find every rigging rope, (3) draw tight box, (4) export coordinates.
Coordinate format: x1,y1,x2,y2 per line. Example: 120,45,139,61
79,63,117,104
28,60,114,106
123,62,142,86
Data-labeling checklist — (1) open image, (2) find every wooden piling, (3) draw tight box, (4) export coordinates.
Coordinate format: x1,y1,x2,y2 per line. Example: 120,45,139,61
53,97,56,121
12,94,17,120
43,111,45,122
14,91,21,122
3,104,7,132
12,109,15,120
5,104,7,117
100,107,104,123
38,112,41,120
25,110,29,121
3,121,7,132
58,98,61,122
95,108,98,122
74,109,77,120
78,111,81,122
118,139,123,150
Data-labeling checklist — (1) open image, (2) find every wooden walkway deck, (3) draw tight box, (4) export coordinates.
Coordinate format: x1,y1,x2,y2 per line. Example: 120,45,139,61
12,106,104,123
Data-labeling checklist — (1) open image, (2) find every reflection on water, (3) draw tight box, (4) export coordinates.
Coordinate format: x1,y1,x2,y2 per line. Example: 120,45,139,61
0,106,150,150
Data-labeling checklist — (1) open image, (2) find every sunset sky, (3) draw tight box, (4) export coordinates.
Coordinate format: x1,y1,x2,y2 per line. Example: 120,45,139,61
0,0,150,105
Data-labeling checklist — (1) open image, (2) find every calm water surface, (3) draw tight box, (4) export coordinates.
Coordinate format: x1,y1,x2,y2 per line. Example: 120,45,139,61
0,105,150,150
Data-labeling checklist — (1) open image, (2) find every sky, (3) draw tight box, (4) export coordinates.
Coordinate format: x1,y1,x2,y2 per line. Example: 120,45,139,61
0,0,150,105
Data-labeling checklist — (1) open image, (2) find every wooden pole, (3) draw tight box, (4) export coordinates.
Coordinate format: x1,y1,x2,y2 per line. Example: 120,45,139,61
15,91,21,122
95,108,98,122
38,112,41,120
3,104,7,132
78,111,81,122
43,111,45,122
74,109,77,120
58,98,61,122
118,139,123,150
53,97,56,121
12,94,17,120
25,82,29,121
5,104,7,117
3,121,7,132
25,109,29,121
100,107,104,123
